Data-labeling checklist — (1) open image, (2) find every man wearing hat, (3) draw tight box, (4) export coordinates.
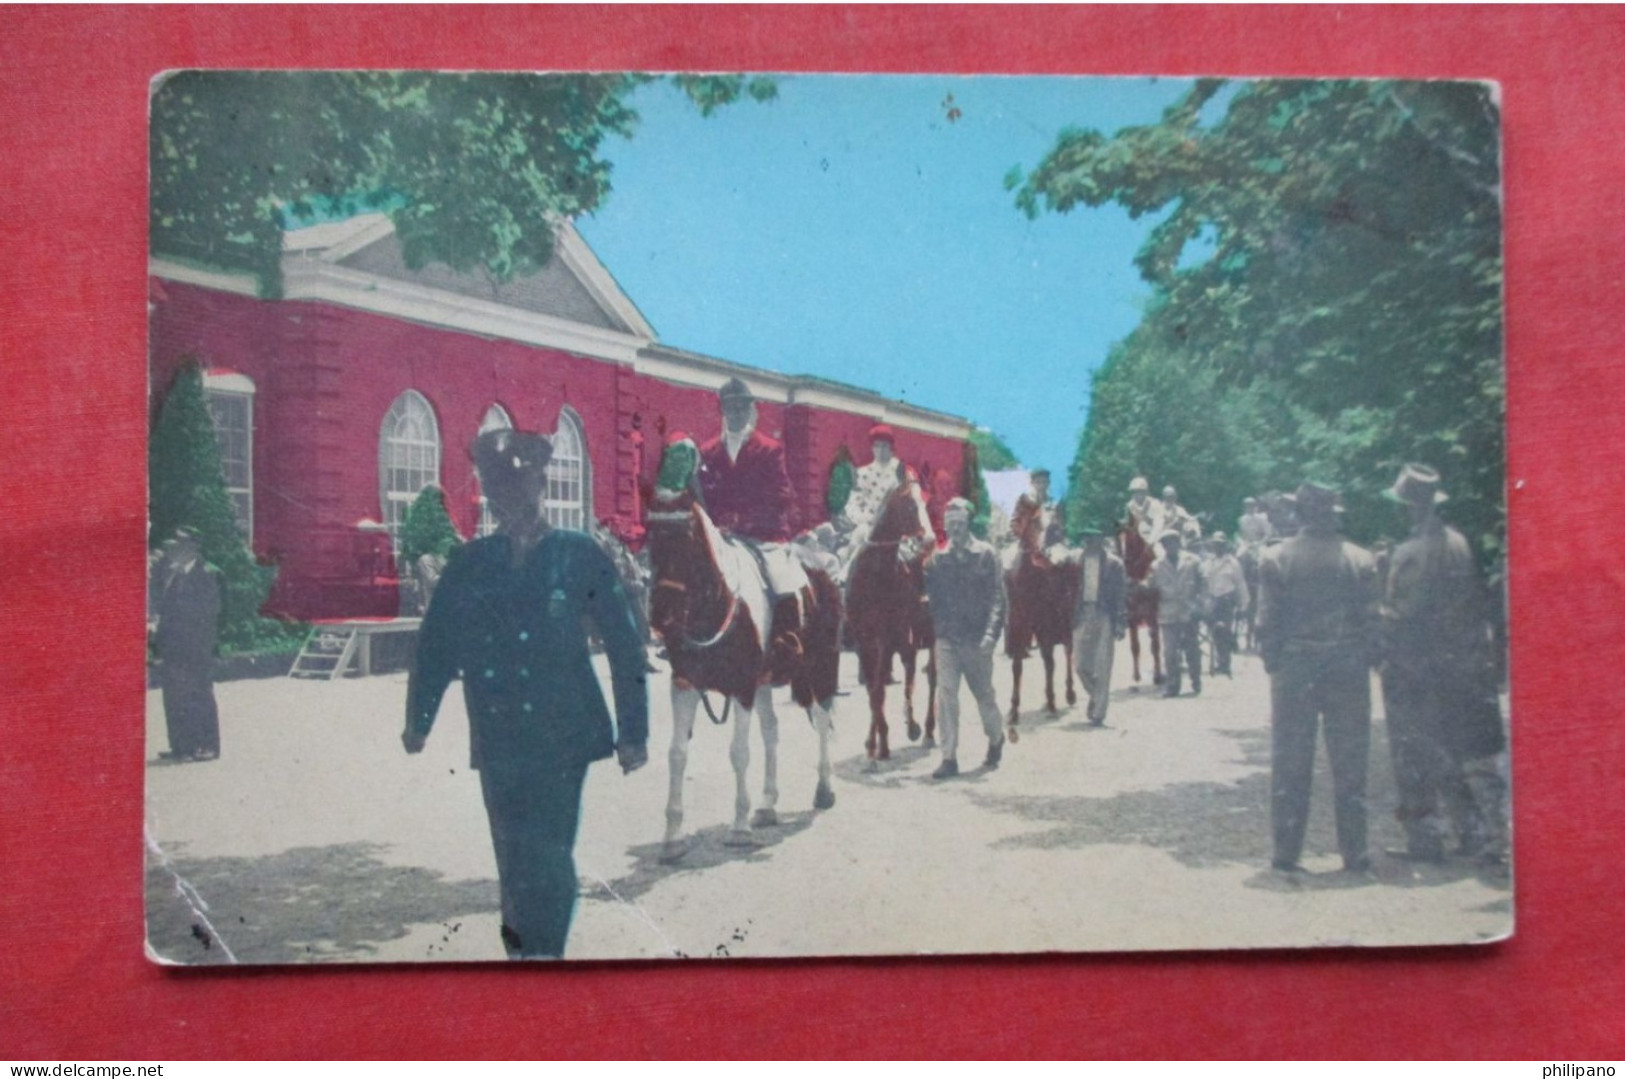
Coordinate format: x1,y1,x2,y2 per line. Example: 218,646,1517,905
404,428,649,959
1010,469,1064,556
1162,485,1203,543
1380,464,1506,864
1065,524,1127,725
1256,481,1381,874
697,377,813,668
1204,532,1250,678
1125,476,1165,542
1150,529,1207,698
1237,497,1273,549
698,377,797,546
150,526,222,762
841,422,934,559
924,497,1007,779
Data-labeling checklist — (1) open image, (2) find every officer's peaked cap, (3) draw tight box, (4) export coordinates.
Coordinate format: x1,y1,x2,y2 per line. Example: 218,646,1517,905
471,428,553,475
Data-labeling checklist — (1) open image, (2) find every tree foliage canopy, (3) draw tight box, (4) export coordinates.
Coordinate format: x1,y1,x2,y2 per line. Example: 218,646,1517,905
151,71,776,296
1015,79,1504,558
968,427,1020,471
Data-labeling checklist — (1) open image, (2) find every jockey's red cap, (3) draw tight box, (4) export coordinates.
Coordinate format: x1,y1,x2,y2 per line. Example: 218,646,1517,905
666,430,690,446
868,423,896,444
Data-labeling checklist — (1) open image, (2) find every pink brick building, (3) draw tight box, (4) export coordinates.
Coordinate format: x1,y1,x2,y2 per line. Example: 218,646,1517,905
150,215,975,620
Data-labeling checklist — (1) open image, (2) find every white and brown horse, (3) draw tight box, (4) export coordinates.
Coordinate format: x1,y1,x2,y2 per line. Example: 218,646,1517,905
645,446,842,862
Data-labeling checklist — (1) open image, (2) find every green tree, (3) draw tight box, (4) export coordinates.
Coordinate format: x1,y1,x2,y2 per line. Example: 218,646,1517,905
1016,79,1504,559
151,71,776,296
962,431,1019,539
968,427,1020,471
826,444,856,519
398,485,463,568
149,361,294,653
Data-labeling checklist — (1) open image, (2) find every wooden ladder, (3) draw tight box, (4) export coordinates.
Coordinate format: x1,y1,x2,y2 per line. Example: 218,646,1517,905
289,624,359,680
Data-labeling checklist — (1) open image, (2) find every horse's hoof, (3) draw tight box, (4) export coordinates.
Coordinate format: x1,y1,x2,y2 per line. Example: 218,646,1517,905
1067,691,1078,706
659,838,693,864
1007,725,1021,744
906,720,922,742
922,734,937,750
813,783,836,811
723,829,759,848
751,808,780,828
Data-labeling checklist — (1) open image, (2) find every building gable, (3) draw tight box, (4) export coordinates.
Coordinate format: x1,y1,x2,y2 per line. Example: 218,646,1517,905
309,216,652,337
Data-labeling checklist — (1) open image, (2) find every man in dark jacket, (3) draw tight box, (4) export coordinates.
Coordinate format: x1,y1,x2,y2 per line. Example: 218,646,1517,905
404,428,649,960
1380,464,1507,864
1256,482,1381,874
151,527,222,762
697,377,796,545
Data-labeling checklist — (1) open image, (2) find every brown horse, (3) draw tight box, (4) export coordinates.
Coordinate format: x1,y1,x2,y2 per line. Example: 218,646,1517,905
645,449,842,862
1004,548,1080,736
845,477,937,762
1119,522,1165,686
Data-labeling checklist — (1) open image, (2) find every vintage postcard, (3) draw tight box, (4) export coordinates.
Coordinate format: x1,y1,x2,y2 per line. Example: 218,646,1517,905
146,71,1510,963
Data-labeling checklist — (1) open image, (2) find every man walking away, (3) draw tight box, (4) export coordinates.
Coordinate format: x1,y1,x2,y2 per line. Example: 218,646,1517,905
1205,533,1250,677
1380,464,1508,865
1151,530,1206,698
1067,526,1127,726
924,498,1007,779
1256,482,1381,875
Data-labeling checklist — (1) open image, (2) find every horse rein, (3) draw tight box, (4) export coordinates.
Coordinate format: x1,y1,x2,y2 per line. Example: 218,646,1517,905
647,507,743,654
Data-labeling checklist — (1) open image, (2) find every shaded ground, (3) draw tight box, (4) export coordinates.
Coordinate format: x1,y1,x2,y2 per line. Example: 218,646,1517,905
145,840,497,965
145,644,1512,963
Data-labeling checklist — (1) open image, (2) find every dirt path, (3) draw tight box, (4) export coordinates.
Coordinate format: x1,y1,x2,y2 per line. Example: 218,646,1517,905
145,641,1511,964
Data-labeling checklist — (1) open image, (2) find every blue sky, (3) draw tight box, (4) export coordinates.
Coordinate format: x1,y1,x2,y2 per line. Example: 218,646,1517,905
576,75,1196,487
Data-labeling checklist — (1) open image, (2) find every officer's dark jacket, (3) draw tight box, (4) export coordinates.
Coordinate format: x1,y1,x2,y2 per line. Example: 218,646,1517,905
406,529,649,769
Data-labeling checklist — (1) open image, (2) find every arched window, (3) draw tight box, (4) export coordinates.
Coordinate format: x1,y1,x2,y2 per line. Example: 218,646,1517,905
545,406,591,532
476,404,513,537
379,390,441,547
202,369,255,543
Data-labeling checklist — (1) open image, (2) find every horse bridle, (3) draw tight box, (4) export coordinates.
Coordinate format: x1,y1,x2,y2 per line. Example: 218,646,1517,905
646,509,742,654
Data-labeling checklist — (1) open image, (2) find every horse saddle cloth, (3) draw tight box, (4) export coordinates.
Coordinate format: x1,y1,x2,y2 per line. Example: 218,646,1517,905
706,534,809,653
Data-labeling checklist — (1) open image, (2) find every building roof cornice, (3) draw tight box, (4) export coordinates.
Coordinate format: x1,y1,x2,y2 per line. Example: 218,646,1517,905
152,219,972,441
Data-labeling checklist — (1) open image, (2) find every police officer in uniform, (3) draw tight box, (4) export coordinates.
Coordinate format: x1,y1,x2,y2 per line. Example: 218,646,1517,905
1256,482,1380,874
404,428,649,959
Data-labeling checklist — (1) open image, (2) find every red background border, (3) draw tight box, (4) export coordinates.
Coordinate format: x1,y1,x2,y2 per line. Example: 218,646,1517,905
2,5,1621,1059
